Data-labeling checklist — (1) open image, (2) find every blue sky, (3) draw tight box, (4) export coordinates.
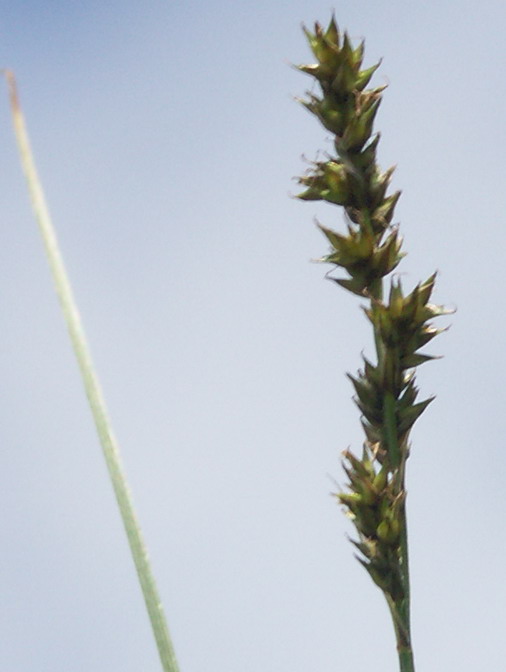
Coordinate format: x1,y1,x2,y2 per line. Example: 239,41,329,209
1,2,505,671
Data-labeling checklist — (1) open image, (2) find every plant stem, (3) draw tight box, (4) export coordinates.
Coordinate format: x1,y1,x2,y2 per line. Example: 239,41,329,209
397,508,415,672
384,495,414,672
372,284,414,672
383,391,401,468
399,649,415,672
3,70,180,672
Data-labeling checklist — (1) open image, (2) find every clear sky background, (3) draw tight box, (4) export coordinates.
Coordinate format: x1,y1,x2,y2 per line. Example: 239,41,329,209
0,2,505,671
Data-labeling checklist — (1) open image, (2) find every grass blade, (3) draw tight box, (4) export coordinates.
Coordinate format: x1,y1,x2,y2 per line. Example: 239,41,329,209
3,70,180,672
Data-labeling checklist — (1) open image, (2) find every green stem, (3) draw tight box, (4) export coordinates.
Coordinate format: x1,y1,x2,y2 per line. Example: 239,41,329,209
4,70,180,672
383,400,414,671
371,289,414,671
398,646,415,672
383,391,401,468
397,512,414,672
384,507,414,672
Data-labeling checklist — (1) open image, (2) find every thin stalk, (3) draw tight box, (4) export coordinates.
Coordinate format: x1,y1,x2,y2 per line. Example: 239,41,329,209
373,305,414,672
399,648,415,672
383,391,401,468
385,485,414,671
3,70,180,672
397,506,414,672
383,395,414,671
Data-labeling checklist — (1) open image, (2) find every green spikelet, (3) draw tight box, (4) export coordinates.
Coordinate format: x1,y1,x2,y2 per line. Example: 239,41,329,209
295,15,451,672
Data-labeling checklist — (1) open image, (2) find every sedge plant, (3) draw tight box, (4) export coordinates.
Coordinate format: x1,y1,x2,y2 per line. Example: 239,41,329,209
295,17,449,672
3,16,448,672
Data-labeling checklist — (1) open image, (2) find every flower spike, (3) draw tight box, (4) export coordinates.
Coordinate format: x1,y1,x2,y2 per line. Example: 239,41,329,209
295,17,450,672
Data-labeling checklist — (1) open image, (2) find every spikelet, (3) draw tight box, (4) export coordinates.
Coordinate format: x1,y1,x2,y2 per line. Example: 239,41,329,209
296,16,450,662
